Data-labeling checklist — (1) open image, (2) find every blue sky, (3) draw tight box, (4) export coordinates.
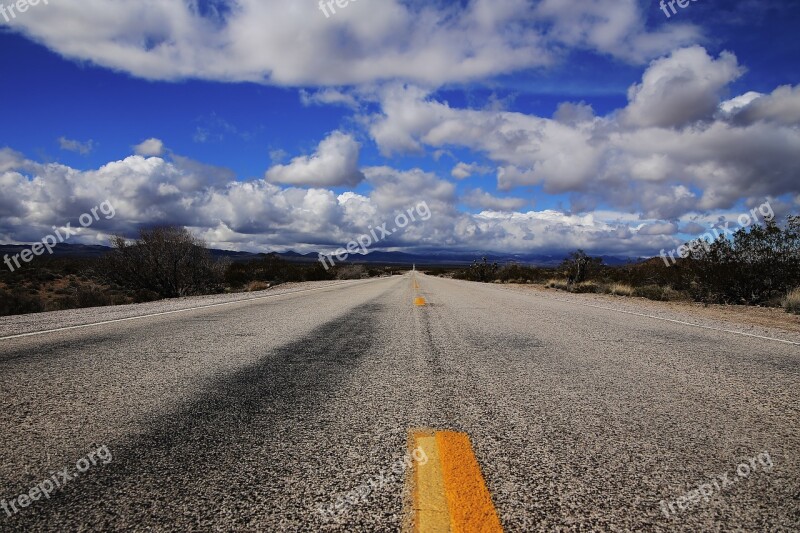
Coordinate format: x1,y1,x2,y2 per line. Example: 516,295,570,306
1,0,799,257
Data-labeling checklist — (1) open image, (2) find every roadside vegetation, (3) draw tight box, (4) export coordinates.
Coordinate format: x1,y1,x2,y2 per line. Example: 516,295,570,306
0,226,395,317
441,216,800,314
3,218,797,317
784,288,800,315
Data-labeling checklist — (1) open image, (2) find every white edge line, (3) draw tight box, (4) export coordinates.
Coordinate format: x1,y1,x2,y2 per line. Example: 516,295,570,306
531,292,800,347
0,279,377,342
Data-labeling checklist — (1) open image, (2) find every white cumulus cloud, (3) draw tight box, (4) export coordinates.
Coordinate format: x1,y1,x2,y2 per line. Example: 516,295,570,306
266,132,365,188
133,138,166,157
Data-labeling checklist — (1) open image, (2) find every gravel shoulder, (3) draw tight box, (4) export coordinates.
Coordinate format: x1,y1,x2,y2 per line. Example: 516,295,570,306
486,281,800,345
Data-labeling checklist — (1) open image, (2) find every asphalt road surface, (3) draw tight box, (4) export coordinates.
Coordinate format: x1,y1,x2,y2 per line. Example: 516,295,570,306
1,273,798,531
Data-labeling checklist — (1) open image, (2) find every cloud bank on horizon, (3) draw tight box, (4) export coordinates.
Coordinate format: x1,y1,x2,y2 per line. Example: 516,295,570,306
1,0,798,258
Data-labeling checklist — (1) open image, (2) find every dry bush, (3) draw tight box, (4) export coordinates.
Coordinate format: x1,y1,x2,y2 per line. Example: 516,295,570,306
634,285,669,301
0,287,44,316
101,226,226,298
572,281,600,293
245,281,271,292
80,283,115,307
686,216,800,305
605,283,635,297
561,250,603,284
783,288,800,314
335,264,366,280
495,263,545,283
545,278,569,290
662,287,691,302
453,257,499,282
631,285,688,302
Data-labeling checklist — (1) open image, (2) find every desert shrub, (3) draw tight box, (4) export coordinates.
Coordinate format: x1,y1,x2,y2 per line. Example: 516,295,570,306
545,278,569,290
336,265,367,280
606,283,635,296
74,284,114,308
101,226,227,298
685,216,800,305
783,288,800,314
245,281,271,292
573,281,600,293
662,287,690,302
561,250,603,284
453,257,500,282
0,288,44,316
304,263,337,281
496,263,545,283
225,253,334,287
132,289,161,303
634,285,668,301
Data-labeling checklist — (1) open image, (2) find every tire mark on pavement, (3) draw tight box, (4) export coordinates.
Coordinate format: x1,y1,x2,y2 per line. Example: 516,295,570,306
7,302,384,531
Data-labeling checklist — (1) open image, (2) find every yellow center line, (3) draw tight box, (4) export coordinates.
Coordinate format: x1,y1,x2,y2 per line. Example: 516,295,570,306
407,430,504,533
410,431,451,532
411,273,425,305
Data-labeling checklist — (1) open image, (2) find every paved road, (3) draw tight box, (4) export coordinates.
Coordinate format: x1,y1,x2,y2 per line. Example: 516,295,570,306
0,273,798,531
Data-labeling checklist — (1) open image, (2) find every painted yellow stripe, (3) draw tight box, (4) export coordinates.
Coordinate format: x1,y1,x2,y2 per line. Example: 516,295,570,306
436,432,503,533
414,297,427,306
411,432,452,532
407,430,503,533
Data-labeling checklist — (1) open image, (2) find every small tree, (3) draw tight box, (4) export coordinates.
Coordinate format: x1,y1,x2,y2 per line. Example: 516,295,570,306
467,256,499,282
561,250,602,284
101,226,226,298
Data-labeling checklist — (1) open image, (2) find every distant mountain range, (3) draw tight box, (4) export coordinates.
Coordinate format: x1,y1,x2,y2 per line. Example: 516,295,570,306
0,243,641,267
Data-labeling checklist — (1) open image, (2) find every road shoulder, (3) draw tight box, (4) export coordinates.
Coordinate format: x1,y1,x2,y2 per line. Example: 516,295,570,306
462,280,800,345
